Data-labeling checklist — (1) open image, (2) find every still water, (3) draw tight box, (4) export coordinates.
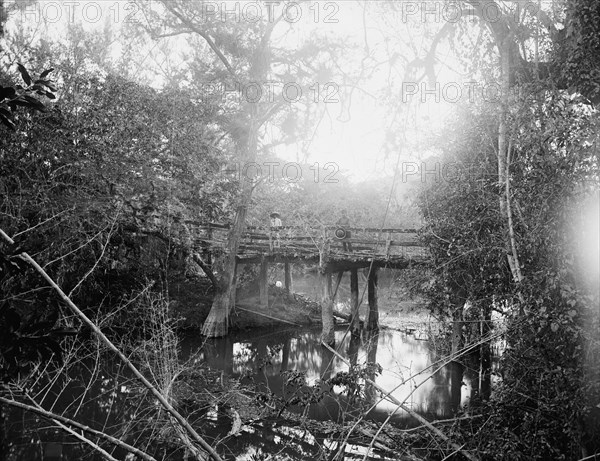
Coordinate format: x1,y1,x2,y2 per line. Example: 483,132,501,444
5,269,489,460
5,326,484,461
183,326,477,427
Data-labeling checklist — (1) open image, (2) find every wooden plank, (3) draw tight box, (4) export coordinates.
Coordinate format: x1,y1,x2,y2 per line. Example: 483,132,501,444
331,239,420,247
186,221,420,234
236,236,419,247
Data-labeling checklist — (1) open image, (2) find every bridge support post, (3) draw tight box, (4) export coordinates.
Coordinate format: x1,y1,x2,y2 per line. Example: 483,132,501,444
320,271,335,346
333,271,343,297
350,268,360,336
259,257,269,308
284,262,293,293
367,266,379,331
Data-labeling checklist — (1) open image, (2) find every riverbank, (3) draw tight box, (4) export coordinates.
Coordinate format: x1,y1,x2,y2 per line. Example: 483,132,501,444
169,274,434,332
168,277,323,329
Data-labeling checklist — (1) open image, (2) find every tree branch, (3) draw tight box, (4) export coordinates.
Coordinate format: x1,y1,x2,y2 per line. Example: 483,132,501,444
160,1,237,78
192,251,219,288
0,395,157,461
0,227,222,461
505,141,523,283
151,29,194,39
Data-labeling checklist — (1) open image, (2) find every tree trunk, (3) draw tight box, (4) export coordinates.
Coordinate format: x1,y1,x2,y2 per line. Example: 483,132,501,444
201,30,273,337
349,268,360,336
479,305,492,401
0,404,6,461
320,271,335,346
201,290,231,338
449,361,464,414
367,267,379,331
284,262,293,293
201,110,258,337
451,302,464,356
498,36,524,290
259,258,268,308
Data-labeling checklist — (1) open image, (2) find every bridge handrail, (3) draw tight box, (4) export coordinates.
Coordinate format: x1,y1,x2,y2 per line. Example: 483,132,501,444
185,221,420,234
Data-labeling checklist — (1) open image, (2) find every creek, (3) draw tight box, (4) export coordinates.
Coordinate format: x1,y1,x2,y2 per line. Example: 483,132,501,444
183,326,476,427
4,270,494,460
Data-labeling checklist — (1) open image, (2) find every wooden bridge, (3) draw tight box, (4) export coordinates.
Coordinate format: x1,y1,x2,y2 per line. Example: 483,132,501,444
188,222,430,338
190,222,429,272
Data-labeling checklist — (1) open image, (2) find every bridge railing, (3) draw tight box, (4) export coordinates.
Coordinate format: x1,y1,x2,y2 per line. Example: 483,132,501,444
187,222,428,259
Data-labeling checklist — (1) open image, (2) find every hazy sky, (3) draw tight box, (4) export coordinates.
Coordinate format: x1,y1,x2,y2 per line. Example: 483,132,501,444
5,0,468,182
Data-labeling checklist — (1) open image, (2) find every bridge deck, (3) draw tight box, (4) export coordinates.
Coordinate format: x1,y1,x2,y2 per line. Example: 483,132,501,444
191,223,429,270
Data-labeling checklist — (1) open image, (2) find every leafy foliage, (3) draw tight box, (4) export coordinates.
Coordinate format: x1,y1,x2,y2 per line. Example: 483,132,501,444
0,61,234,383
559,0,600,103
0,63,55,130
419,83,599,458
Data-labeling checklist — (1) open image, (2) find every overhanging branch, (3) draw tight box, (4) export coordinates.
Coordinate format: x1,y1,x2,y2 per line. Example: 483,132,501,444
192,251,219,288
160,1,237,78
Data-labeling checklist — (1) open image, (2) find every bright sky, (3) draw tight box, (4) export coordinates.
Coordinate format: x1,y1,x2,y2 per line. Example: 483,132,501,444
268,1,462,182
5,0,464,182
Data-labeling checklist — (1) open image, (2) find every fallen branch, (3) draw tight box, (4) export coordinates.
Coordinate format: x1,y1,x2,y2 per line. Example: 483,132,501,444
235,306,301,326
400,415,483,432
0,227,222,461
353,425,396,453
60,424,119,461
333,310,352,322
361,405,400,461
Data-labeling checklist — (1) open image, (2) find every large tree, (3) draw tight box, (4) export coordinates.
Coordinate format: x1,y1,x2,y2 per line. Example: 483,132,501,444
413,1,600,458
134,0,342,337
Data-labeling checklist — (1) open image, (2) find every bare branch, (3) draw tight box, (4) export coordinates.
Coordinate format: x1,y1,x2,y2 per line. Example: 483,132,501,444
160,1,237,78
0,227,223,461
323,339,486,461
151,29,194,39
69,212,120,298
0,395,157,461
12,208,72,239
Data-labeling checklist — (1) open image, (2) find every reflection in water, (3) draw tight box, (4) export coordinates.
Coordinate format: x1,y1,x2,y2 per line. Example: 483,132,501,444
183,326,473,426
5,358,148,461
364,329,379,404
5,324,490,461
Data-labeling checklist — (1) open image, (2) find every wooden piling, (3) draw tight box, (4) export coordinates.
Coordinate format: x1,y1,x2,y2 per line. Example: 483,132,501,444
367,266,379,331
320,271,335,346
350,268,360,336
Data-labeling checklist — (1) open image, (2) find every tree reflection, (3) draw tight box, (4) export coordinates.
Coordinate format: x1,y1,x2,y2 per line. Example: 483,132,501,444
364,329,379,404
449,361,464,414
179,326,494,428
348,333,361,369
320,344,335,382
